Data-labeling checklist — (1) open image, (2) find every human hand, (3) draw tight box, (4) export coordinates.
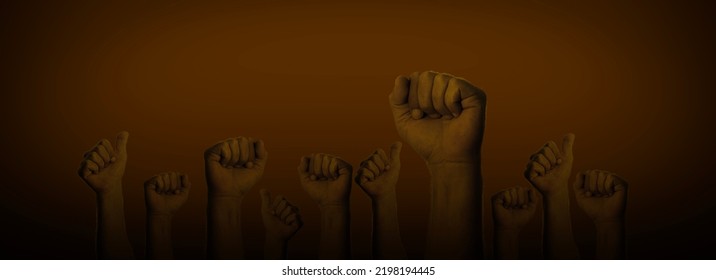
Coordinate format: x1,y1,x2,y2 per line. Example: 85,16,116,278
78,131,129,195
492,187,538,231
144,172,191,216
298,153,352,207
355,142,402,200
204,137,267,198
260,189,302,242
524,133,575,197
389,71,486,165
573,170,628,223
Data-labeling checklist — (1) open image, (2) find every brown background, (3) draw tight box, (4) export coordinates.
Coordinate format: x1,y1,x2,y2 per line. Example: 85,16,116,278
1,0,715,259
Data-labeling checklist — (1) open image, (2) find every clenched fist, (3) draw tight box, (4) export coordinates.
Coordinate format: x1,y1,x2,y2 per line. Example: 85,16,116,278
389,71,486,164
492,187,538,231
524,134,575,197
573,170,628,222
204,137,267,198
298,153,352,207
260,189,302,242
355,142,402,200
78,131,129,194
145,172,191,216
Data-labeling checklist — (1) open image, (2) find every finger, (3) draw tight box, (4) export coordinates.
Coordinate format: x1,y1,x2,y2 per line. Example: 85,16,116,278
322,154,331,179
98,139,116,160
271,195,285,213
280,204,293,220
365,161,380,178
532,154,551,171
611,173,628,192
286,213,299,225
604,173,615,194
445,77,463,117
573,171,588,197
238,137,250,166
544,141,560,165
328,158,338,179
389,141,402,166
220,142,231,166
418,71,438,117
491,191,505,205
432,73,451,117
526,161,546,179
373,150,387,171
180,174,191,192
90,152,106,170
527,189,538,207
276,199,288,216
155,175,165,193
115,131,129,155
587,170,599,195
260,189,271,211
312,154,323,177
144,176,158,191
562,133,575,159
254,139,268,166
297,156,311,180
516,188,526,207
85,160,100,175
336,157,352,176
170,172,180,192
227,138,239,166
389,75,411,118
408,72,424,119
245,137,256,168
597,171,608,195
361,168,375,181
96,141,113,163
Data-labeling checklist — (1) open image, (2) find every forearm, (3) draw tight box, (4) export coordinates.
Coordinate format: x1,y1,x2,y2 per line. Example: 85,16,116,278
146,213,173,260
264,235,288,260
319,204,351,259
595,219,625,259
372,193,406,259
494,229,520,260
96,185,134,259
543,191,579,259
426,162,483,259
207,196,243,259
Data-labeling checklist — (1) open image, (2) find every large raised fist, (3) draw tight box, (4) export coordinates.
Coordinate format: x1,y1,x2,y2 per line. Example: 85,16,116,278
298,153,352,207
389,71,486,165
78,131,129,194
204,137,267,198
145,172,191,216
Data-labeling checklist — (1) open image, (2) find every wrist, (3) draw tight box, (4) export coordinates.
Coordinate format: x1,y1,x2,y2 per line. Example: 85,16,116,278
371,191,397,205
95,181,123,198
541,187,569,201
265,233,288,244
495,227,522,237
148,211,174,219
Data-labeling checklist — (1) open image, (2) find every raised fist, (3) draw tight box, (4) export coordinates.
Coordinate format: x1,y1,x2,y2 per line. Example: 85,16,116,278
78,131,129,194
204,137,267,198
389,71,486,165
492,187,538,231
573,170,628,222
524,133,575,196
144,172,191,216
355,142,402,200
298,153,352,207
260,189,302,242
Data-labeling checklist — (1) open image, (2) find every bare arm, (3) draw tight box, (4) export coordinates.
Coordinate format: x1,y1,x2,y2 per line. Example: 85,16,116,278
574,170,628,259
389,71,487,259
78,131,134,259
356,142,406,259
205,137,268,259
299,154,352,259
145,172,191,260
492,187,538,259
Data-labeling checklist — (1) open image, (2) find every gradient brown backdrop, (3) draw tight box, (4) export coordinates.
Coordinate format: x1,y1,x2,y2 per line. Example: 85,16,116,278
1,0,715,259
